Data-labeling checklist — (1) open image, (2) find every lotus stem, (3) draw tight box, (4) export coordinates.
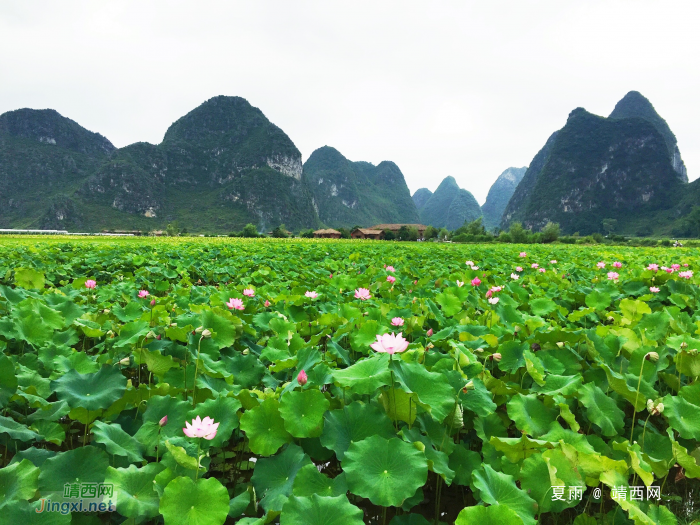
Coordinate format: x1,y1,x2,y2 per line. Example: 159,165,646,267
192,335,204,407
195,438,202,482
83,410,89,446
630,360,645,443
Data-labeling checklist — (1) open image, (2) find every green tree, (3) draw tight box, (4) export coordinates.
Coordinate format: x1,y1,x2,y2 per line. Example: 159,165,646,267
424,225,438,240
438,228,449,241
684,206,700,238
240,224,259,238
540,222,560,243
299,229,315,238
508,222,529,243
338,227,351,239
602,218,618,236
396,226,418,241
165,222,180,237
271,224,290,238
383,230,396,240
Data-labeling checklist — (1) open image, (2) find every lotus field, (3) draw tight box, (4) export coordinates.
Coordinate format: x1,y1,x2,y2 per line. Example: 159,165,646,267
1,237,700,525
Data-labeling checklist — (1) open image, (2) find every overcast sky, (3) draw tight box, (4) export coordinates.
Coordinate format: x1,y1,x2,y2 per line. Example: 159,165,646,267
1,1,698,203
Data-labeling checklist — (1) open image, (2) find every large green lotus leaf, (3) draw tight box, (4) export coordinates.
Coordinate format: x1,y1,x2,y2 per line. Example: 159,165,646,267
9,447,56,467
29,420,65,445
435,292,462,317
223,352,266,388
472,464,537,525
251,443,312,512
141,395,192,441
490,435,553,463
112,320,150,349
390,359,456,422
670,435,700,479
460,377,497,417
201,309,238,349
585,289,612,311
38,446,109,492
51,366,127,411
292,464,347,497
228,488,251,519
380,387,419,424
577,383,625,437
0,353,18,407
662,395,700,440
332,355,391,395
92,421,145,462
675,350,700,378
529,297,557,316
389,515,433,525
520,453,558,514
637,311,671,341
558,443,627,483
160,476,230,525
619,298,652,324
506,393,556,437
319,401,395,460
0,459,40,509
600,365,649,411
105,462,165,518
240,398,292,456
279,389,330,438
497,341,528,373
600,470,675,525
186,396,241,447
280,494,364,525
532,374,583,396
14,267,45,290
343,435,428,507
1,499,71,525
448,445,482,486
474,413,509,442
455,504,524,525
0,415,40,442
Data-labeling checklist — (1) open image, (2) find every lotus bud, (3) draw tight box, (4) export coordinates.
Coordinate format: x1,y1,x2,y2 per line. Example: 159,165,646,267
514,326,521,333
201,329,212,338
103,309,110,314
680,342,688,350
690,348,699,356
647,399,664,416
118,357,130,365
195,326,204,334
426,343,434,349
556,342,564,348
474,348,484,353
645,351,659,362
106,330,115,338
242,348,249,355
264,300,271,307
146,330,157,339
462,380,475,392
297,370,308,386
150,298,156,306
491,352,502,362
171,322,178,327
159,415,168,427
607,316,614,322
427,328,433,337
156,334,161,340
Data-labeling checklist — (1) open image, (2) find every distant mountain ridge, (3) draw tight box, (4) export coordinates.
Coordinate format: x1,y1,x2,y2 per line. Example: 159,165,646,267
481,167,527,231
413,176,482,230
501,91,689,235
302,146,419,228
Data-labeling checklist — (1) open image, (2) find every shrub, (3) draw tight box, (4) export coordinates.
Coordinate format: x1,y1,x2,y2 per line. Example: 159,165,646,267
540,222,560,243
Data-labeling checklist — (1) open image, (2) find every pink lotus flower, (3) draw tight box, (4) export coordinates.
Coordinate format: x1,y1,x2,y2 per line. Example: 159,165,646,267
490,286,502,293
305,291,318,298
539,268,546,273
471,277,481,287
519,252,527,257
413,280,418,285
386,266,395,272
386,275,396,284
370,332,409,354
159,415,168,427
329,273,333,278
391,317,404,327
465,261,474,267
183,416,219,440
138,290,150,298
264,299,270,307
550,260,557,264
456,280,464,287
150,298,156,306
650,286,660,293
85,280,97,289
485,289,492,298
665,267,674,274
243,289,255,297
672,264,681,270
516,266,523,272
531,263,539,269
226,298,244,310
426,328,433,337
597,262,606,269
607,271,620,281
488,297,499,305
613,261,622,268
355,288,371,300
472,266,479,270
647,264,659,271
297,370,308,386
679,270,693,279
683,263,689,267
511,273,519,280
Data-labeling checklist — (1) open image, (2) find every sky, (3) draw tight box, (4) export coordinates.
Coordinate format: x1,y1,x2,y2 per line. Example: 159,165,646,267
1,1,699,204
